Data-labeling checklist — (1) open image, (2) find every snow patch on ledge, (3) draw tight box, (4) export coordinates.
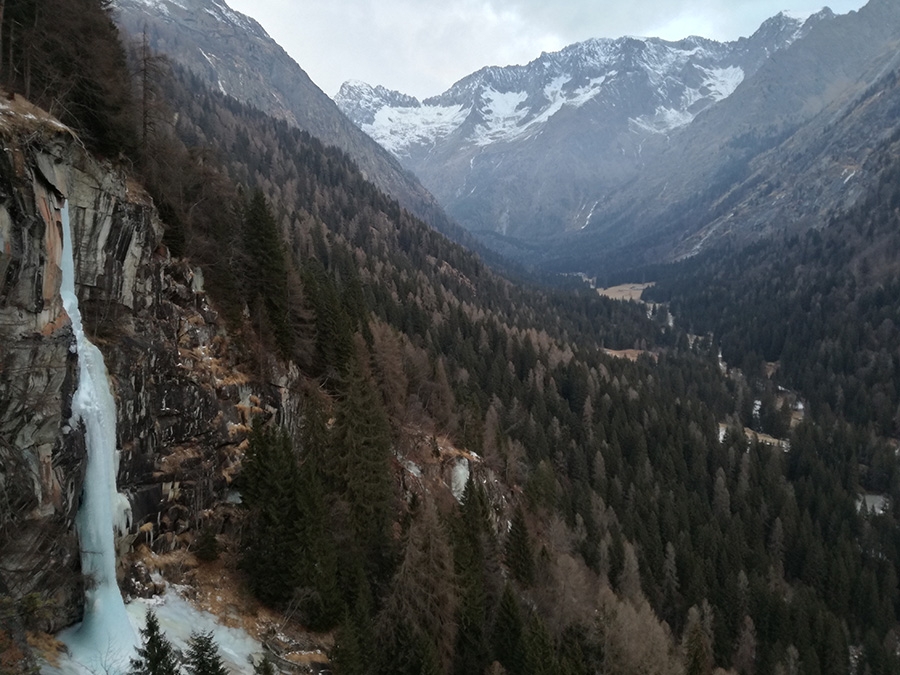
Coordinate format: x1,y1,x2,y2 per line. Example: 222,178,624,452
450,458,470,502
630,106,695,133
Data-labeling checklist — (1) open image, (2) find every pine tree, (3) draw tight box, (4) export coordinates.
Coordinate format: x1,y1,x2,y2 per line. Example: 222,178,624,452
331,357,394,577
185,631,227,675
242,190,294,357
130,609,179,675
492,584,525,675
252,655,276,675
194,525,219,562
375,501,458,675
332,608,368,675
239,420,303,605
294,427,342,630
301,260,354,384
682,608,713,675
522,612,556,675
451,478,493,675
505,505,535,587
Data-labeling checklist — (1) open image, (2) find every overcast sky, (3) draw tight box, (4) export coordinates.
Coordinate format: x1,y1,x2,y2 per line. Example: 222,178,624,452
225,0,869,99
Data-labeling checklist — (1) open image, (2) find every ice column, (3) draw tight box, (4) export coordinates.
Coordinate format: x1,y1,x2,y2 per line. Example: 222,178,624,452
57,200,137,674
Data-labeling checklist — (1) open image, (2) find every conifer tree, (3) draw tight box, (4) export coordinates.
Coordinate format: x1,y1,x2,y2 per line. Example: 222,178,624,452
332,610,365,675
185,631,227,675
194,525,219,562
301,260,355,384
331,356,394,577
239,420,302,605
492,584,525,675
522,612,556,675
252,655,276,675
130,609,179,675
242,190,294,357
451,478,493,675
294,417,342,630
505,505,535,587
683,608,713,675
332,592,377,675
300,391,331,480
375,501,458,675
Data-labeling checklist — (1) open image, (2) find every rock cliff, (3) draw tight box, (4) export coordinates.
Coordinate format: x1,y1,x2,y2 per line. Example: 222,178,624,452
0,95,289,643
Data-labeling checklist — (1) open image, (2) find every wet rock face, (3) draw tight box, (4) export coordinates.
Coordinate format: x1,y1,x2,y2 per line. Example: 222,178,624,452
0,103,289,634
0,132,88,630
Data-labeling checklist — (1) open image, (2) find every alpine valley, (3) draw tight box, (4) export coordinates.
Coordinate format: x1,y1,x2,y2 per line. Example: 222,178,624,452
2,2,900,675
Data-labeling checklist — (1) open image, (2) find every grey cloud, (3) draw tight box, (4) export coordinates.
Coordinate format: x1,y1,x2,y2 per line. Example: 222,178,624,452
226,0,866,99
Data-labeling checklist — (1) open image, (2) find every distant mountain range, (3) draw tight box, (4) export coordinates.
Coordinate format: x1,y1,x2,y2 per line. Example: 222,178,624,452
336,10,820,157
114,0,900,274
334,11,826,240
335,0,900,272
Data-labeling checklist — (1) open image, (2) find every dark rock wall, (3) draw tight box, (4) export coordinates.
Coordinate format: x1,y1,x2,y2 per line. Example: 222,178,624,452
0,100,290,635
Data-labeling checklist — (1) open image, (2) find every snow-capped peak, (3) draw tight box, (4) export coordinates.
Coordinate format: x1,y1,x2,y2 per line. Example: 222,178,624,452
336,8,835,158
334,81,424,130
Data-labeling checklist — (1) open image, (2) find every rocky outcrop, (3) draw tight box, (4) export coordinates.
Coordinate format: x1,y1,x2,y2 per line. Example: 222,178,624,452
0,94,291,638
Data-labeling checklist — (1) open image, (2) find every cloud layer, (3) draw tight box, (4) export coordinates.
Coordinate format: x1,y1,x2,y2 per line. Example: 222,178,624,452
226,0,867,99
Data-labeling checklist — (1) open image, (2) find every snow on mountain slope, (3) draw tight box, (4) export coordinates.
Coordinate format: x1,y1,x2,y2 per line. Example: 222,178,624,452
332,9,842,245
336,12,814,160
338,81,470,156
372,103,470,155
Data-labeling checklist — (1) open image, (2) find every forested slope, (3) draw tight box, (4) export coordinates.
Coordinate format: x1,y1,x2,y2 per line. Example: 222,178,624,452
120,50,900,675
648,121,900,441
2,3,899,674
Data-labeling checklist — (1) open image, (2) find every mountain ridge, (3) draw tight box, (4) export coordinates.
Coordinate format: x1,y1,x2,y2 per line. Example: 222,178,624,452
111,0,471,243
547,0,900,274
334,2,900,274
333,8,833,245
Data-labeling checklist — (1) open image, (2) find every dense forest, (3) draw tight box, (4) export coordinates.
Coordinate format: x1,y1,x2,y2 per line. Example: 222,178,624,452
2,2,900,674
646,132,900,473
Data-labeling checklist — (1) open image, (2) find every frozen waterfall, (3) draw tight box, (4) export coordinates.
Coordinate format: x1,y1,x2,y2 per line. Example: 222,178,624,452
55,200,137,674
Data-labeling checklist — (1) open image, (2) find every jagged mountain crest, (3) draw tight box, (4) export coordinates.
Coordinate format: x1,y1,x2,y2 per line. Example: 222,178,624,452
333,4,900,257
335,9,826,159
336,81,422,126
